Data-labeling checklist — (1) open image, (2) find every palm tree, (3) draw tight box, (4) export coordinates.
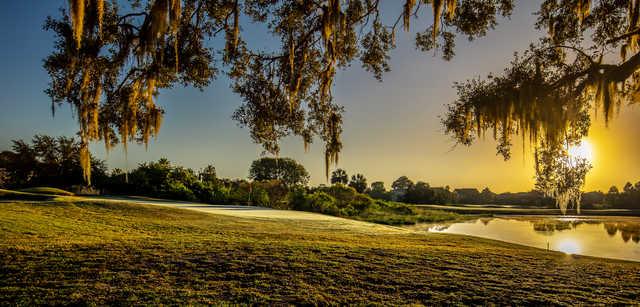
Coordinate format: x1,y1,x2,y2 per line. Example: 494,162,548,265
330,169,348,185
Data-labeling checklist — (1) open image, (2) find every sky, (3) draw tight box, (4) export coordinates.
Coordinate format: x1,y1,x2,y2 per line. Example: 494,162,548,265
0,1,639,193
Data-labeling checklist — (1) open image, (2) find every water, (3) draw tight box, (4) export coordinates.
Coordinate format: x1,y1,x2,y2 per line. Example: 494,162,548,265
426,216,640,262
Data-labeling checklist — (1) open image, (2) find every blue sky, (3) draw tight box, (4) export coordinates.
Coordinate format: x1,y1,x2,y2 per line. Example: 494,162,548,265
1,1,639,192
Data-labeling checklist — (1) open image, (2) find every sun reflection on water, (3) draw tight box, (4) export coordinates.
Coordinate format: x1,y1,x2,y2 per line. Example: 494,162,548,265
556,239,581,254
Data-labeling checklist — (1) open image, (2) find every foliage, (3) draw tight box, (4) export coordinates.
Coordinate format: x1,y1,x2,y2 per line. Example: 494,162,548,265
367,181,390,200
348,173,367,193
606,181,640,209
308,192,340,215
405,181,435,204
442,0,640,210
44,0,518,182
391,176,414,200
199,165,217,185
0,135,107,189
534,141,592,214
330,168,348,185
248,157,309,187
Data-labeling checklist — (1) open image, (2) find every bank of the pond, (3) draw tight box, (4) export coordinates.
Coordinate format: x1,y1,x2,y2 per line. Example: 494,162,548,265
413,204,640,216
421,215,640,262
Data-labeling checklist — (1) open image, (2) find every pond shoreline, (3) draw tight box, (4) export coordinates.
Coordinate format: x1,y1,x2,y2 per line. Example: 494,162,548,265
412,204,640,216
419,215,640,262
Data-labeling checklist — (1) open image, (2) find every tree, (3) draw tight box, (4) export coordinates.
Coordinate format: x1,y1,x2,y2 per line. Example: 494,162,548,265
0,135,106,188
624,182,635,194
391,176,414,201
44,0,515,183
480,187,496,204
249,157,309,187
199,165,217,185
0,168,8,188
45,1,637,207
330,168,349,185
442,1,640,211
368,181,389,200
348,173,367,193
405,181,435,204
609,186,620,194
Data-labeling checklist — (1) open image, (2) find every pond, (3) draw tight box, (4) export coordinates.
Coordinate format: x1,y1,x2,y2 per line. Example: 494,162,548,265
425,216,640,262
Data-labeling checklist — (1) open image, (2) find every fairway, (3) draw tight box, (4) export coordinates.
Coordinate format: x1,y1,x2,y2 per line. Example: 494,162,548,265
1,200,639,305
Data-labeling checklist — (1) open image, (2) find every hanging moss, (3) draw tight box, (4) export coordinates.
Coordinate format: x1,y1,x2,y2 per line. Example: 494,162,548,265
69,0,85,49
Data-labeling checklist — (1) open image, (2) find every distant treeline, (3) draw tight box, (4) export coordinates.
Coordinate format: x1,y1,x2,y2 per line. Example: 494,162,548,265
1,135,639,210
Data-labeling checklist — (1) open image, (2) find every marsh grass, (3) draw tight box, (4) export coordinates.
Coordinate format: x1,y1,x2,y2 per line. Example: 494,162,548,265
356,206,464,225
1,201,639,305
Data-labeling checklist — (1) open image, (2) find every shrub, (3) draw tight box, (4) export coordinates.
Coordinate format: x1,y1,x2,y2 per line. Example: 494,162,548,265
288,188,310,211
308,192,339,216
164,181,196,201
318,184,358,206
251,188,270,207
253,180,290,209
350,194,374,212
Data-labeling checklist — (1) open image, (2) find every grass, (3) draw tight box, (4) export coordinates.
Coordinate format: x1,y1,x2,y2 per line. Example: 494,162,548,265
0,189,58,201
356,205,465,225
1,200,639,305
18,187,74,196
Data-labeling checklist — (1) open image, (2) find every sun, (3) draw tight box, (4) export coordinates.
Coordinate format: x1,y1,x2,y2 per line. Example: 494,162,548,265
568,139,594,163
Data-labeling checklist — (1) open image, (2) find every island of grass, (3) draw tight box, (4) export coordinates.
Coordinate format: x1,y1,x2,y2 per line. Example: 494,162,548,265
1,200,638,305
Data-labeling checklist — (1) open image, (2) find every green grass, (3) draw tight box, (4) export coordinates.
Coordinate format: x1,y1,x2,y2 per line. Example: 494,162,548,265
356,206,465,225
18,187,74,196
0,189,57,201
1,201,639,305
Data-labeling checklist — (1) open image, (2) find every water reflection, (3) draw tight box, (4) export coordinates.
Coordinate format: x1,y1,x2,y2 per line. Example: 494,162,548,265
556,239,581,254
529,218,640,243
426,216,640,262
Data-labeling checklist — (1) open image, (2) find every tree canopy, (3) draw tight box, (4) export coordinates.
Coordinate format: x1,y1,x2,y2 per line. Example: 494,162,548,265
45,0,514,184
442,0,640,212
330,168,349,185
44,1,639,212
0,135,107,189
248,157,309,186
348,173,367,193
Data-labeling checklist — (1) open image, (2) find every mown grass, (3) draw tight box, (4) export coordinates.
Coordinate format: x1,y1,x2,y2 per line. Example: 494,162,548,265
0,189,57,201
18,187,74,196
1,201,639,305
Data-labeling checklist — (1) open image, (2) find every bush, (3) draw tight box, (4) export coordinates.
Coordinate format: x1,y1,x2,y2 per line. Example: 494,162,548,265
308,192,339,216
251,188,270,207
318,184,358,204
253,180,289,209
164,181,196,201
350,194,374,212
288,188,310,211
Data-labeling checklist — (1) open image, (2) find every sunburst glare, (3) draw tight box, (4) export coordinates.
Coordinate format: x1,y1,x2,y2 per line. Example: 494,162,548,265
568,139,594,163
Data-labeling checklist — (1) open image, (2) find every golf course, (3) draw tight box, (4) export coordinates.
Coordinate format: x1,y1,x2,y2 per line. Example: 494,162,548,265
1,196,639,305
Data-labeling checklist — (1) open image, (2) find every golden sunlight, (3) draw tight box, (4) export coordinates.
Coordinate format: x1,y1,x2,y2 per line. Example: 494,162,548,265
556,239,581,255
568,139,594,163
